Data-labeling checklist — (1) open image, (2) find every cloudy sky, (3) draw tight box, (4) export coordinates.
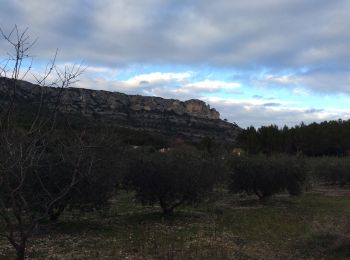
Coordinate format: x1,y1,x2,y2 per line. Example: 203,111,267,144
1,0,350,127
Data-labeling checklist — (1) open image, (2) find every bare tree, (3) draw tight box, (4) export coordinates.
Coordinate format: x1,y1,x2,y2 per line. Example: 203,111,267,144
0,26,87,260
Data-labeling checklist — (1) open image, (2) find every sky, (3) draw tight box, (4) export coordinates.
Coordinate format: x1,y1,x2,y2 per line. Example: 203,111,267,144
1,0,350,128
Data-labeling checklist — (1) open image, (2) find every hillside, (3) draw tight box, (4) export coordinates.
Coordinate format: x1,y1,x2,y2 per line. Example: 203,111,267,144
0,77,241,142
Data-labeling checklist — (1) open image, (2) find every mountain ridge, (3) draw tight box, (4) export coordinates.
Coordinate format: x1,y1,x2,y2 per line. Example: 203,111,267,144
0,77,241,142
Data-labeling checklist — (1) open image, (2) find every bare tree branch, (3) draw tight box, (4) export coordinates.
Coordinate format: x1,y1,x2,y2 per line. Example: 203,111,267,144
0,26,87,260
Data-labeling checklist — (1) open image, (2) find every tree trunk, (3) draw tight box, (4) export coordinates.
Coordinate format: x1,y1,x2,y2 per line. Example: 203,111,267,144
162,207,174,216
49,205,65,222
160,197,186,215
159,198,174,216
15,243,26,260
253,187,263,200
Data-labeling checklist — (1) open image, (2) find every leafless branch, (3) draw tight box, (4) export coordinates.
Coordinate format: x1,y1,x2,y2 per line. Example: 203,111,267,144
0,25,86,260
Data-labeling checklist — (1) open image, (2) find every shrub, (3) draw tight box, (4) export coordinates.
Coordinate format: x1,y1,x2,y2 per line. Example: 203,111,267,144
229,155,307,199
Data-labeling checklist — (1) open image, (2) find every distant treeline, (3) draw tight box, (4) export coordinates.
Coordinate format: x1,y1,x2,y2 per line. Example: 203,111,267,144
238,119,350,156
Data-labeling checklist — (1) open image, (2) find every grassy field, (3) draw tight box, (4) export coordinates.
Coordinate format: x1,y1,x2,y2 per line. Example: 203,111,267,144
1,188,350,259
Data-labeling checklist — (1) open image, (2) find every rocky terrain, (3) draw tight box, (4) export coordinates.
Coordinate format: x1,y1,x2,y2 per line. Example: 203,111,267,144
0,77,241,142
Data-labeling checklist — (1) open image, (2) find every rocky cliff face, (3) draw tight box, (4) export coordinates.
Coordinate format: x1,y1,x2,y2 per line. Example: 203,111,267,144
0,77,241,142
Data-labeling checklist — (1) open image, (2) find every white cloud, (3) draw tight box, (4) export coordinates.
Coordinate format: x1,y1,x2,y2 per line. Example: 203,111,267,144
183,80,240,92
292,88,310,97
73,71,241,99
121,72,192,88
84,66,120,78
201,96,350,127
203,96,294,106
264,74,298,85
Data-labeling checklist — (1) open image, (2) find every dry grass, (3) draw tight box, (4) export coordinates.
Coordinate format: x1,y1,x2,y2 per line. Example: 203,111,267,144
1,189,350,259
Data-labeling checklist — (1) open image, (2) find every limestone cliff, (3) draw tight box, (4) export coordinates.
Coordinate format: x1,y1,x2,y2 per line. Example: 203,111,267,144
0,77,241,142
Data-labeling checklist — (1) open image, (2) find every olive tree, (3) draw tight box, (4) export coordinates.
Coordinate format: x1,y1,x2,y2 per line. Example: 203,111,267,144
229,155,307,200
45,129,123,221
311,156,350,186
124,146,216,215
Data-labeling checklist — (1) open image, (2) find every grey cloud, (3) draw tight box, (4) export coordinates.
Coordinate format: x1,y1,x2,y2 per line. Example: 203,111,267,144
305,108,324,114
299,70,350,93
262,102,281,107
252,95,276,100
139,81,149,85
0,1,348,66
206,100,350,128
258,67,350,94
1,1,350,94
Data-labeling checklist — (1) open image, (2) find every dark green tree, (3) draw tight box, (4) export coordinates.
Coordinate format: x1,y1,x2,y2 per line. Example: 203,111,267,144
124,146,216,215
229,155,307,199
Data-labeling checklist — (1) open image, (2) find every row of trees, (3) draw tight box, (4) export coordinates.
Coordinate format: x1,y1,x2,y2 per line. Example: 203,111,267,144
238,121,350,156
0,26,222,259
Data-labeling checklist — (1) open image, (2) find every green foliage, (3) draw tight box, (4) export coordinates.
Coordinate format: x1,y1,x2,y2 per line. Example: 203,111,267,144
310,157,350,185
229,155,307,199
238,120,350,156
47,129,124,219
0,127,122,223
124,146,217,215
237,126,261,154
119,128,170,148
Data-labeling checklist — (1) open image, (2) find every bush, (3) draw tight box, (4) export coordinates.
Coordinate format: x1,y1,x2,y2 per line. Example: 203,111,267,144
229,155,307,199
311,157,350,185
124,146,216,215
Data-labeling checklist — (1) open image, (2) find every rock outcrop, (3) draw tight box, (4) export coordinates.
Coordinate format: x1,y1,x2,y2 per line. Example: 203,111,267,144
0,77,241,142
